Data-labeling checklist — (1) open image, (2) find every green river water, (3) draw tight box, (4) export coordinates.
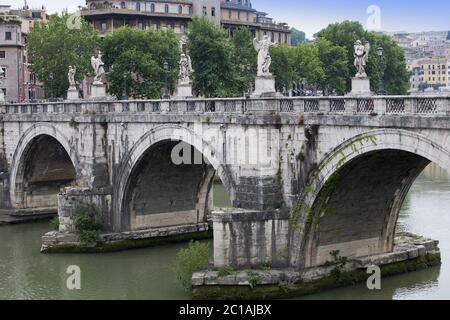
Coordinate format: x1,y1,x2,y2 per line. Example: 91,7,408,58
0,165,449,300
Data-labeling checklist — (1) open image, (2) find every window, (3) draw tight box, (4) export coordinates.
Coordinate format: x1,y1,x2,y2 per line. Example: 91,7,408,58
0,51,5,59
1,89,5,97
0,67,6,77
120,2,125,9
151,3,155,12
165,4,169,13
136,2,141,11
178,5,182,14
202,6,207,15
5,32,12,40
100,22,107,32
211,7,215,17
228,10,232,19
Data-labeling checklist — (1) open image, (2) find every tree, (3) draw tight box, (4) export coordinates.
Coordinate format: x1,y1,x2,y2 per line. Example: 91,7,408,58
270,45,296,92
314,39,349,95
27,12,99,98
231,27,257,94
101,26,179,99
292,44,325,89
187,16,241,97
317,21,410,95
291,28,306,46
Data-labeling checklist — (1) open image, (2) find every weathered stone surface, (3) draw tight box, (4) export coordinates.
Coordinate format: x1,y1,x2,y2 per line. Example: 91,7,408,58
0,96,448,271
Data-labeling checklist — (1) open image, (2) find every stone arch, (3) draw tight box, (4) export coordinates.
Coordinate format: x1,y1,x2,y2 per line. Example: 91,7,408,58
10,124,79,209
291,129,450,269
114,124,235,232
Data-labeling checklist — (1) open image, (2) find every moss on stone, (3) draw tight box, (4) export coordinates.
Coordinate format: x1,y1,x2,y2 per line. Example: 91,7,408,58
42,230,213,254
192,252,441,300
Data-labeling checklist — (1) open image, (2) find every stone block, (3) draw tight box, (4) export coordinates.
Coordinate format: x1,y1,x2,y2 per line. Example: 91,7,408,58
253,75,277,97
66,88,80,101
348,77,372,96
175,83,193,98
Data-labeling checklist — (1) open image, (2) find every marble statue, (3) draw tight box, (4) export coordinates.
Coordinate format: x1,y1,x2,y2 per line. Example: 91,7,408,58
179,35,187,52
179,53,193,85
354,40,370,78
91,51,105,85
68,66,77,88
253,35,276,77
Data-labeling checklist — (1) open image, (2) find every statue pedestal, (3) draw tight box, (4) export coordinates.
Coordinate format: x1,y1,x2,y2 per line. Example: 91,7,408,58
90,83,107,99
66,87,80,101
175,82,193,98
348,77,372,96
252,75,277,97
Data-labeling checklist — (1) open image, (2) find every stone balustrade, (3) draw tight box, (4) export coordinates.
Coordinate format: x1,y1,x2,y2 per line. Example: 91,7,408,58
1,95,449,116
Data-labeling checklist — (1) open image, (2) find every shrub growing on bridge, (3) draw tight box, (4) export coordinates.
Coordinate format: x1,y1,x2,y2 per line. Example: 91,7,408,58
74,204,102,244
174,241,210,290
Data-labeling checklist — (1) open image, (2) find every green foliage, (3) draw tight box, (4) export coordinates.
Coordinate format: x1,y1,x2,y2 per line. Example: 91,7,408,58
187,16,242,97
292,43,325,87
246,270,259,289
49,217,59,231
218,266,235,277
174,241,210,290
324,250,348,281
101,26,179,99
314,38,349,95
270,45,296,92
74,204,102,244
290,28,306,46
27,12,99,98
69,117,78,129
231,27,257,94
259,263,272,271
317,21,411,95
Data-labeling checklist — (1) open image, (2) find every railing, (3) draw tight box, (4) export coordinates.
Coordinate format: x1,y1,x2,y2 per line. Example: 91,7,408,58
1,96,449,117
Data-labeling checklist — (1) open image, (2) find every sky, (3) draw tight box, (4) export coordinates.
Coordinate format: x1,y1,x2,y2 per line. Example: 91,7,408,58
8,0,450,38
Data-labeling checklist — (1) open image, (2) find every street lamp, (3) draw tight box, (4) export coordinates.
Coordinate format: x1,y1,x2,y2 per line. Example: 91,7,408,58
245,63,252,98
163,61,170,99
49,72,54,100
122,72,128,100
376,46,386,95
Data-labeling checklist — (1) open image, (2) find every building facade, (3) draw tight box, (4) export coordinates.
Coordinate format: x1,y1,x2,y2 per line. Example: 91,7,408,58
81,0,291,44
0,5,46,103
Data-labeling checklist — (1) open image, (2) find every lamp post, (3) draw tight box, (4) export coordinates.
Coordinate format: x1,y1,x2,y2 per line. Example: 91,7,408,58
122,72,128,100
163,61,170,99
245,63,252,98
49,71,54,100
377,46,386,95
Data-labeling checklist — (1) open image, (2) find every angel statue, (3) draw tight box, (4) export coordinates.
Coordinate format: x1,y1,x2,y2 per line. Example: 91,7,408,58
68,65,77,88
354,40,370,78
253,35,276,77
91,51,105,85
0,66,5,79
179,53,193,85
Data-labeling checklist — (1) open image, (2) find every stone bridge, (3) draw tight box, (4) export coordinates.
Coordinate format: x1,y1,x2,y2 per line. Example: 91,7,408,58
0,95,449,271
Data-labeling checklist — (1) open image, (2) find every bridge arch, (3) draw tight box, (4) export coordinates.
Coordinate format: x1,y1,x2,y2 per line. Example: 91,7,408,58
10,124,79,210
114,124,235,232
291,129,450,268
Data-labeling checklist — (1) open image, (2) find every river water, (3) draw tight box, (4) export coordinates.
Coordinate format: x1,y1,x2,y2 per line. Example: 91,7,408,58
0,165,449,300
